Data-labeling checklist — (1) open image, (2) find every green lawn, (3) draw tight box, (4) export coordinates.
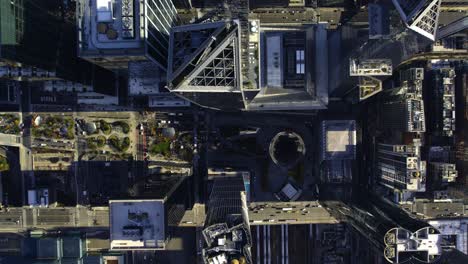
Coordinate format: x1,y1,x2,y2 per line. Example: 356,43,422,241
100,120,112,135
108,135,130,152
112,121,130,134
150,140,171,157
96,136,106,147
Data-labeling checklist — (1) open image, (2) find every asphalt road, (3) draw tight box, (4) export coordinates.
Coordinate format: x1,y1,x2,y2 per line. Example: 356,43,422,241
32,138,74,149
0,206,109,232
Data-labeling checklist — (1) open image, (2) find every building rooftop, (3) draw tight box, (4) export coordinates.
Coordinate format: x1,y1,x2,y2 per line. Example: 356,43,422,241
384,227,442,263
128,61,163,95
166,20,330,111
77,92,118,105
62,237,84,259
377,143,426,193
430,162,458,184
406,99,426,132
78,0,144,54
391,0,442,41
321,120,356,161
166,21,246,110
400,200,466,219
168,21,242,93
202,221,252,264
248,23,329,110
383,68,426,133
109,199,166,250
433,67,456,137
36,238,62,260
358,76,383,101
349,59,392,76
43,80,93,93
202,176,252,264
148,94,190,108
429,219,468,255
127,61,191,107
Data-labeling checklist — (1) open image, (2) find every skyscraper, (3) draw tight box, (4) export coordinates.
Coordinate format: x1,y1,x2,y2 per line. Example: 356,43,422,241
325,196,446,264
77,0,179,70
429,162,458,186
167,20,330,111
167,21,245,110
431,67,456,137
391,0,442,41
382,68,426,133
349,58,392,101
109,175,191,250
376,143,426,193
202,176,252,263
382,98,426,133
0,0,67,79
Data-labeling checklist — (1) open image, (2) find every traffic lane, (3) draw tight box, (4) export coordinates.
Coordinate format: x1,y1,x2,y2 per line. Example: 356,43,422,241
32,138,74,149
251,226,257,263
288,224,308,264
21,115,32,148
20,83,30,113
252,224,296,264
251,225,262,264
212,111,316,129
270,225,281,264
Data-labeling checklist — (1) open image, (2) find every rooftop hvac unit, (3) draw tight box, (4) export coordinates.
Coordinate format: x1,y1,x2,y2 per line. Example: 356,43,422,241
28,190,38,206
217,238,226,245
96,0,114,22
407,158,419,170
413,112,422,121
121,0,133,15
415,69,424,80
122,17,134,38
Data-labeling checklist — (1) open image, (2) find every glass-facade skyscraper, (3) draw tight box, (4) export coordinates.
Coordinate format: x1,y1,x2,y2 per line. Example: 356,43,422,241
202,176,253,264
77,0,179,70
0,0,64,70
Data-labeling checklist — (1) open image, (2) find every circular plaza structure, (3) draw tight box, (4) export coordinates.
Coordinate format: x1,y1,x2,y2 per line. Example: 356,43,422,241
269,131,306,168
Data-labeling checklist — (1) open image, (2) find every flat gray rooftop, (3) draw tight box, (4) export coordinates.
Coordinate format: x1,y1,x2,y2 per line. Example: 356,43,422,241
250,23,329,111
128,61,162,95
77,0,144,54
109,199,166,250
321,120,357,160
401,201,466,219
